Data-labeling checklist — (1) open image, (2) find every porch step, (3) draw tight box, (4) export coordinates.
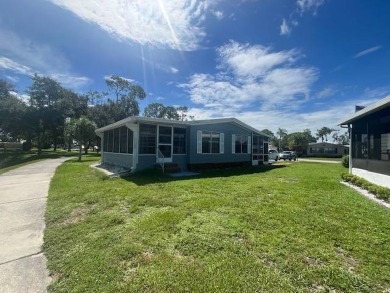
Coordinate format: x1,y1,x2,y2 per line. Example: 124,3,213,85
156,163,181,173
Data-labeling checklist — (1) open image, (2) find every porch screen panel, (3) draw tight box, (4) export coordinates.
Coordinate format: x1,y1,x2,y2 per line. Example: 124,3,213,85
103,131,108,152
139,124,157,154
107,130,113,152
127,129,133,154
120,126,127,153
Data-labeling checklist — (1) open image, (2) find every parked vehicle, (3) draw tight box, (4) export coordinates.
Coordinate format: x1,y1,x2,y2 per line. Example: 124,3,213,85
279,151,297,161
268,150,279,161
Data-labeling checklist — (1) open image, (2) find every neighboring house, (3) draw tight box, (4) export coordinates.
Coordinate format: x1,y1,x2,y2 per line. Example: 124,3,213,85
338,95,390,188
95,117,271,173
307,142,349,158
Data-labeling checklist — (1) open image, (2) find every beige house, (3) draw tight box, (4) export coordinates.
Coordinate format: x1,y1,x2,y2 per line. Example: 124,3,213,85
307,142,349,158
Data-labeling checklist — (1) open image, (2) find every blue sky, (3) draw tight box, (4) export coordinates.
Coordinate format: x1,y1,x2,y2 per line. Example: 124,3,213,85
1,0,389,134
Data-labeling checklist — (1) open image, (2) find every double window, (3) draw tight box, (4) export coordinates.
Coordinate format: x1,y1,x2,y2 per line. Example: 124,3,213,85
232,134,251,154
103,126,133,154
197,131,224,154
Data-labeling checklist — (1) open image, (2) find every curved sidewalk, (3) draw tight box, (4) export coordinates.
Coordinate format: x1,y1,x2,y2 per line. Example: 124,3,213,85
0,158,70,293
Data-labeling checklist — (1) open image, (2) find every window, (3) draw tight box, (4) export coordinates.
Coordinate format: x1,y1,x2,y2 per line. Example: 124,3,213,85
197,130,224,154
139,124,157,154
173,128,186,154
233,135,249,154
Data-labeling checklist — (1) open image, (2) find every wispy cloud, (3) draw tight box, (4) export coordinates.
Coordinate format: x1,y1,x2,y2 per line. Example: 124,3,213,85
169,67,179,74
0,29,90,88
212,10,224,21
353,46,382,59
49,0,219,51
317,87,337,98
280,19,291,36
280,0,325,36
180,41,318,113
297,0,325,15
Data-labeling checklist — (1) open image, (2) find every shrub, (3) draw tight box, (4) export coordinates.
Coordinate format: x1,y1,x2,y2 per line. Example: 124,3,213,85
341,173,390,202
341,155,349,168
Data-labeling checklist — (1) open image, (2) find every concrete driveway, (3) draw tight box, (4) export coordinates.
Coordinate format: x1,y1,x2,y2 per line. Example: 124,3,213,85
0,158,70,293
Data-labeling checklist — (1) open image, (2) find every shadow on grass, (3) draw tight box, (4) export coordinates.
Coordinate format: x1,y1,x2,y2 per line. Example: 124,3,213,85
121,164,287,186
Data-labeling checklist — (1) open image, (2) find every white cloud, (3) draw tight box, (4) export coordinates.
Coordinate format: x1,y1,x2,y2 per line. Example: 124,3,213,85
317,87,336,98
353,46,382,59
0,57,33,76
170,67,179,74
104,74,134,83
280,0,325,36
0,29,90,88
297,0,325,15
212,10,224,20
187,95,379,135
180,41,318,112
280,19,291,36
49,0,219,51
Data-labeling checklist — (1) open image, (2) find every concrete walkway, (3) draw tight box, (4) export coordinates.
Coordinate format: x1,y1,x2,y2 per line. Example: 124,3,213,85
0,158,70,293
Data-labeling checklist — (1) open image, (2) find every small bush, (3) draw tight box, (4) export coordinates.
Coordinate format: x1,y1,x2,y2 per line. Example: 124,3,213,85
341,173,390,202
341,155,349,168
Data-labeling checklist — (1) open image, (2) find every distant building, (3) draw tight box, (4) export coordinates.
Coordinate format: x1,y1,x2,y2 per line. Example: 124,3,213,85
307,142,349,158
338,95,390,188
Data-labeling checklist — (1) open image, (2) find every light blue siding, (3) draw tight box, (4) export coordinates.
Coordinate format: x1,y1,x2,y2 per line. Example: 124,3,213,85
102,153,133,169
189,122,252,164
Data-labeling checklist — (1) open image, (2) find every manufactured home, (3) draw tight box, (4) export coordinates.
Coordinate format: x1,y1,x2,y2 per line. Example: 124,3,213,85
95,117,271,173
338,95,390,188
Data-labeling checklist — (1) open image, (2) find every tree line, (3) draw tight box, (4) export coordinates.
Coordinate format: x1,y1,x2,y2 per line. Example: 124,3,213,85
0,75,191,158
261,127,349,155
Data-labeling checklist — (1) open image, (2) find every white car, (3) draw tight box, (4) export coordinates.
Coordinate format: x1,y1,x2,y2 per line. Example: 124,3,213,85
268,150,279,161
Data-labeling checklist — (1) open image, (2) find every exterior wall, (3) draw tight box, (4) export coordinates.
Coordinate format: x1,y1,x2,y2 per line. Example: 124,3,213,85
352,167,390,188
352,158,390,176
102,153,133,169
188,122,252,164
307,143,348,158
137,154,188,171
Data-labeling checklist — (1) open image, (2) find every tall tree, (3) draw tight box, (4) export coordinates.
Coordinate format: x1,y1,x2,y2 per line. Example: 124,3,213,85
316,126,335,142
105,75,146,118
0,80,27,141
143,103,193,121
27,74,88,153
276,128,288,151
73,117,96,161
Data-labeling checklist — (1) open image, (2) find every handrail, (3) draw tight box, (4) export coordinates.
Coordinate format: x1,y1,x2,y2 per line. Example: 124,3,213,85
157,148,165,174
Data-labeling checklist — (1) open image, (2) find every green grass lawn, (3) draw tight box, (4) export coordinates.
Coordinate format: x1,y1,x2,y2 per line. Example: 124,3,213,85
0,149,86,175
44,159,390,292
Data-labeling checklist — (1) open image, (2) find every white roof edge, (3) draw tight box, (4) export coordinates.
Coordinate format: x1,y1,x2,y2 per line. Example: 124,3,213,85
338,95,390,125
95,116,270,137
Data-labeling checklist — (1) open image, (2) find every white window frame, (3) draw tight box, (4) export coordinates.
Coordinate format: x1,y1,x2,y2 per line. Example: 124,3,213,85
232,134,251,154
197,130,224,154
